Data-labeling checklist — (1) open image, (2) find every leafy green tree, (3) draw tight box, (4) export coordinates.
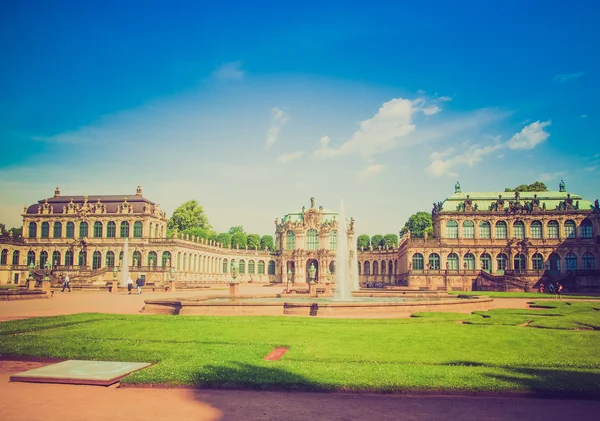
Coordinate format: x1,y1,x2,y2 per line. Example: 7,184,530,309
382,233,399,248
10,227,22,237
208,232,219,242
400,211,433,238
247,234,261,250
229,225,245,235
505,181,548,192
371,234,383,249
231,232,248,249
357,234,370,250
182,227,212,240
216,232,232,248
167,200,211,232
0,223,5,235
260,235,274,251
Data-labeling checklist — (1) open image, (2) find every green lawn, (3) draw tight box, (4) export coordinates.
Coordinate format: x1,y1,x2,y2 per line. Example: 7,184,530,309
449,290,600,299
1,301,600,397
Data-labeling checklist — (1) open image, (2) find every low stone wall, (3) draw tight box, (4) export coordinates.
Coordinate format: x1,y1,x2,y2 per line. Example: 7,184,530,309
0,290,50,301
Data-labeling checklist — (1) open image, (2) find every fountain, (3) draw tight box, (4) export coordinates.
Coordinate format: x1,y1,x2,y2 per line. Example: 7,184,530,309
334,200,351,301
121,238,129,287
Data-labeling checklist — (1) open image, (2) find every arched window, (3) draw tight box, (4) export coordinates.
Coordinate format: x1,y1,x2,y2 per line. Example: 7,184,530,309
306,229,318,250
120,221,130,238
412,253,424,270
148,251,157,267
155,224,159,238
389,260,393,275
329,261,335,274
39,251,48,269
329,230,337,250
496,253,508,272
66,222,75,238
268,260,276,275
0,249,7,265
223,259,228,273
162,251,171,267
583,252,595,270
28,222,37,238
565,253,577,271
446,220,458,239
12,250,20,265
381,260,386,275
106,251,115,267
429,253,440,270
547,221,559,239
565,220,576,239
373,261,379,275
495,221,507,239
463,221,474,239
464,252,475,270
480,253,492,272
93,221,103,238
238,260,246,274
532,253,544,270
479,221,491,239
41,222,49,238
447,253,459,270
107,221,116,238
514,253,526,272
286,231,295,250
548,253,561,273
581,220,593,238
513,221,525,239
258,260,265,274
65,250,74,266
248,260,255,274
78,251,87,267
92,251,102,270
531,221,542,239
79,221,88,238
52,251,61,267
53,222,62,238
134,222,143,238
27,250,35,266
363,261,370,275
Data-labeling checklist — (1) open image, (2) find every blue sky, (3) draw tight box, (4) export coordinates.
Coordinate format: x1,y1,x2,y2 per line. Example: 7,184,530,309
1,0,599,236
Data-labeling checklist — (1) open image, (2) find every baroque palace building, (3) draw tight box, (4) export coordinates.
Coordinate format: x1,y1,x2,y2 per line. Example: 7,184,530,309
0,183,598,291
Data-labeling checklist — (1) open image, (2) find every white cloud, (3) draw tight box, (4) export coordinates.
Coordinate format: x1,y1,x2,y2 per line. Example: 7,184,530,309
276,151,303,164
553,71,585,83
422,105,441,116
538,171,568,182
584,166,597,172
437,96,452,102
265,107,289,149
580,114,588,119
213,61,245,80
507,120,551,150
357,163,386,179
425,143,503,177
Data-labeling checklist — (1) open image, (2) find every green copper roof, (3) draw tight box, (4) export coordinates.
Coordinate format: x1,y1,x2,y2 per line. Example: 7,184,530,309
283,209,338,223
441,191,594,212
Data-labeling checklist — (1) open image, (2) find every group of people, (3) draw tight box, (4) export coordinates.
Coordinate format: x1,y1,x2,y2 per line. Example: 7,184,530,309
127,277,145,295
539,281,564,300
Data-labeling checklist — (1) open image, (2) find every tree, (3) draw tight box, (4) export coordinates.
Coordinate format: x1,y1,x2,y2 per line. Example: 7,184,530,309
182,227,212,240
167,200,211,232
247,234,261,250
382,234,399,248
357,234,370,250
10,227,22,237
505,181,548,192
229,225,245,235
0,223,5,235
216,232,232,248
260,235,274,251
400,211,433,238
371,234,383,249
231,232,247,249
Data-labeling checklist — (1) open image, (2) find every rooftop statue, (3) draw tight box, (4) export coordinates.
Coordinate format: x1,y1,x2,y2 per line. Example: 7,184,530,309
310,197,315,208
454,181,461,193
559,180,566,192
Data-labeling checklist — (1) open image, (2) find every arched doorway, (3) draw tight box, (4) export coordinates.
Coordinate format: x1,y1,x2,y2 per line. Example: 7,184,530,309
286,261,295,283
306,259,318,284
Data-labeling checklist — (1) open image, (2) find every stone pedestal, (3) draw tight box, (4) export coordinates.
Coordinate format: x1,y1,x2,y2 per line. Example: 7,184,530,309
309,283,318,297
41,279,51,293
110,281,118,293
27,278,36,290
229,282,239,296
169,280,176,292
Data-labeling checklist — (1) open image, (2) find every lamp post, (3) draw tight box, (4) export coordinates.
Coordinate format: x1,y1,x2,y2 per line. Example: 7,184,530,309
287,269,292,292
27,262,36,290
308,263,317,285
229,260,239,296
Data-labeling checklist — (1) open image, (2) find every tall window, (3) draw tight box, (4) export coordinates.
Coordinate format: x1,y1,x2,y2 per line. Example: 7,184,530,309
92,251,102,270
495,221,507,239
565,220,576,239
93,221,103,238
363,261,370,275
268,260,276,275
52,251,61,267
28,222,37,238
447,253,459,270
548,253,560,272
258,260,265,274
39,251,48,269
479,221,491,239
0,249,7,265
329,230,337,250
565,252,577,271
412,253,424,270
223,259,228,273
381,260,386,275
496,253,508,272
463,221,474,239
162,251,171,267
373,261,379,275
581,220,593,238
53,222,62,238
583,252,595,270
12,250,20,265
65,250,74,266
531,221,542,239
106,251,115,267
41,222,49,238
79,221,88,238
446,220,458,239
532,253,544,270
107,221,116,238
132,251,141,267
248,260,255,274
480,253,492,272
78,251,87,267
513,221,525,239
27,250,36,266
306,229,318,250
239,260,246,274
66,222,75,238
286,231,295,250
120,221,130,238
464,253,475,270
148,251,157,267
514,253,526,271
547,221,559,239
429,253,440,270
134,221,143,238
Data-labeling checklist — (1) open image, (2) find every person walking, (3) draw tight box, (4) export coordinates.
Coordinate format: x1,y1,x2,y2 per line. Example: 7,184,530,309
127,276,134,295
136,277,144,295
555,282,563,301
61,274,71,292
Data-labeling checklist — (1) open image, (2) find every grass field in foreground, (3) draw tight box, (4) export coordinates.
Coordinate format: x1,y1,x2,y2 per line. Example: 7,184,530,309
448,290,600,299
1,301,600,397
